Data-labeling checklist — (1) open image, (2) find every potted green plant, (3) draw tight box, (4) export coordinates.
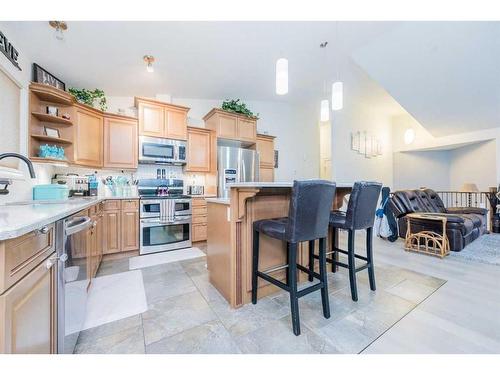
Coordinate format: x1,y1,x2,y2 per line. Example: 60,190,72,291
221,99,258,119
68,88,107,111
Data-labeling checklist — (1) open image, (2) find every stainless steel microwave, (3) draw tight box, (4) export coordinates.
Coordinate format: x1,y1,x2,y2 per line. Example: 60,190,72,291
138,136,187,165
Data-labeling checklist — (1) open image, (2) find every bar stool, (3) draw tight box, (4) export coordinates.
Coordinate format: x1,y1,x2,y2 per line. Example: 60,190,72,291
327,181,382,301
251,180,336,336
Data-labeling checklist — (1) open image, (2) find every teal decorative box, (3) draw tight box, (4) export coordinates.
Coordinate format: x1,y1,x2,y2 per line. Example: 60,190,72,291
33,184,69,200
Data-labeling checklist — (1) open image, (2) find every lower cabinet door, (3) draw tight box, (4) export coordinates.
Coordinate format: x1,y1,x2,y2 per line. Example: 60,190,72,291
121,210,139,252
103,210,121,254
0,254,57,354
192,223,208,242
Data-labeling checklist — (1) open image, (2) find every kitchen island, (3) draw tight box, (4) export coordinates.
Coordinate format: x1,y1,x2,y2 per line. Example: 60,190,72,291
206,182,353,308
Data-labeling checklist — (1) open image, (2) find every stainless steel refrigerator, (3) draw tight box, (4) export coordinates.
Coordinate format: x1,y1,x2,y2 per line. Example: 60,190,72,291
217,145,259,198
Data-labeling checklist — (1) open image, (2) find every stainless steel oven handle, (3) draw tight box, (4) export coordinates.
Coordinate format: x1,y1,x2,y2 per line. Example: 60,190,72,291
140,218,191,227
65,216,92,235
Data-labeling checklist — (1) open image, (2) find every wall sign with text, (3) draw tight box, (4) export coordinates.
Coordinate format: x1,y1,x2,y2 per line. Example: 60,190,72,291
0,30,21,71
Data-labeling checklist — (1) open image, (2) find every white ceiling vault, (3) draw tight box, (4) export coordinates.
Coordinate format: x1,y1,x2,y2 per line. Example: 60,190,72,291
3,21,401,100
4,21,499,137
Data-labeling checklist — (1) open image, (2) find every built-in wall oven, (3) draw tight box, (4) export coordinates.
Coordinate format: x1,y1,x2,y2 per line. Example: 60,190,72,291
138,136,187,165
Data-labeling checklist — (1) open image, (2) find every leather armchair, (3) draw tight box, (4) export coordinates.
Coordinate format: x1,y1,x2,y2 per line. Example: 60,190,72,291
389,188,488,251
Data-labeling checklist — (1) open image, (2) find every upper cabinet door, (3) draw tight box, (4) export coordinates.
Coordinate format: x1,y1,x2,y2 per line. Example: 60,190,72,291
217,113,238,139
165,108,187,140
186,128,211,172
237,118,257,142
256,135,275,168
138,102,165,137
74,107,103,168
103,117,138,169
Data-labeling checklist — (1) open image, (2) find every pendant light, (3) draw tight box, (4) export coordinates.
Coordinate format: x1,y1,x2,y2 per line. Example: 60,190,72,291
331,81,343,111
276,58,288,95
320,99,329,122
332,22,344,111
319,42,329,122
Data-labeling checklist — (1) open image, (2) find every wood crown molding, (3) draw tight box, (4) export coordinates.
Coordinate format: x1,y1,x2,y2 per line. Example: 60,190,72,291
134,96,191,112
202,108,259,122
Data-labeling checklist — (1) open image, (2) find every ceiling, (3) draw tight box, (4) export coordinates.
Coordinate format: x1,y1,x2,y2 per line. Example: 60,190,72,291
4,21,403,102
352,21,500,136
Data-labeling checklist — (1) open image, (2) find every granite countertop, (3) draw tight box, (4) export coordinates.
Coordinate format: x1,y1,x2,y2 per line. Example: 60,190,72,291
0,195,139,241
227,181,354,188
205,198,230,205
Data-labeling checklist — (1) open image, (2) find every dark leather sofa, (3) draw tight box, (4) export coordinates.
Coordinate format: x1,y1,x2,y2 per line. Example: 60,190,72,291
389,188,488,251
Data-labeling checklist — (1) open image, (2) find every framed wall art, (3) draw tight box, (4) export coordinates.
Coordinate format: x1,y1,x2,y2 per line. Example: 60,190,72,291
33,63,66,90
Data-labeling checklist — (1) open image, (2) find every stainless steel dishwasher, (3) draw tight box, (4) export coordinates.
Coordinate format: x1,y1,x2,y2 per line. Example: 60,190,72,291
55,214,93,354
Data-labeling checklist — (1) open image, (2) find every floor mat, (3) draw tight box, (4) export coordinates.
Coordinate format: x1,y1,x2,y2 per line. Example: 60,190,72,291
449,234,500,266
129,247,205,270
82,270,147,330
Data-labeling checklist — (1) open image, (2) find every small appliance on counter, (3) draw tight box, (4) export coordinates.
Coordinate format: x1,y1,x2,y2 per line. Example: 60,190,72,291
52,173,89,197
187,185,204,195
33,184,69,200
86,174,98,196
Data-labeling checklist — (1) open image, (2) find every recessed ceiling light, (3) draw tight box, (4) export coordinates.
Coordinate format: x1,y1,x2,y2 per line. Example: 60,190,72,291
49,21,67,41
143,55,155,73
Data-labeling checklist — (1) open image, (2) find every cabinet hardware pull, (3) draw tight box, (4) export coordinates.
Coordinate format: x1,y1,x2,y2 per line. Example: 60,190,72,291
37,226,50,235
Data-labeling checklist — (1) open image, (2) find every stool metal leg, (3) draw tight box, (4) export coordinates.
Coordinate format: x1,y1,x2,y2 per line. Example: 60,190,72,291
318,237,331,319
347,229,358,301
251,229,259,304
308,240,315,282
366,227,376,291
288,242,301,336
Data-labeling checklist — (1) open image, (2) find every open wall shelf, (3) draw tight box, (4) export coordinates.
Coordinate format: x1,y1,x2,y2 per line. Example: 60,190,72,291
30,134,73,145
31,112,73,126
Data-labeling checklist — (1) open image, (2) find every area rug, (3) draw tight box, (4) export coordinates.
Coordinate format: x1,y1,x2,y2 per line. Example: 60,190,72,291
449,234,500,266
128,247,205,270
82,270,147,330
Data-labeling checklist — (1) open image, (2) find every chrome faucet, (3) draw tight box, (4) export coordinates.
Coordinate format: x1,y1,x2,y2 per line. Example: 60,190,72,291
0,153,36,195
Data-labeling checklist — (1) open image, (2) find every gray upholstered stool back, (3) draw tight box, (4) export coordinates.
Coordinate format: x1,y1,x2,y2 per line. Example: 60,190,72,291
345,181,382,230
285,180,336,243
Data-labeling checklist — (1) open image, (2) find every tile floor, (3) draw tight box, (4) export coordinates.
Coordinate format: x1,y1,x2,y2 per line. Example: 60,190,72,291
74,237,449,354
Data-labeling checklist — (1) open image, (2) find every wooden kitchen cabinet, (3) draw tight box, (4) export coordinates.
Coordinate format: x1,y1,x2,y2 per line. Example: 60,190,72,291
103,210,120,254
186,126,213,172
259,167,274,182
237,118,257,142
121,199,139,252
256,134,275,168
203,108,257,143
103,199,139,254
0,253,57,354
135,97,189,140
137,100,164,137
192,197,208,242
217,113,238,139
103,115,138,169
165,107,188,140
73,105,104,168
256,134,275,182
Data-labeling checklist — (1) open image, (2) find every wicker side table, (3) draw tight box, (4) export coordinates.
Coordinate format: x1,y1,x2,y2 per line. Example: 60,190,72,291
404,213,450,258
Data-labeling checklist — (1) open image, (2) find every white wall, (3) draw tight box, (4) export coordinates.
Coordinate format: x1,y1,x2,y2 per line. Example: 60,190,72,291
449,140,497,191
0,22,55,203
392,113,500,190
329,61,400,187
393,151,450,191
